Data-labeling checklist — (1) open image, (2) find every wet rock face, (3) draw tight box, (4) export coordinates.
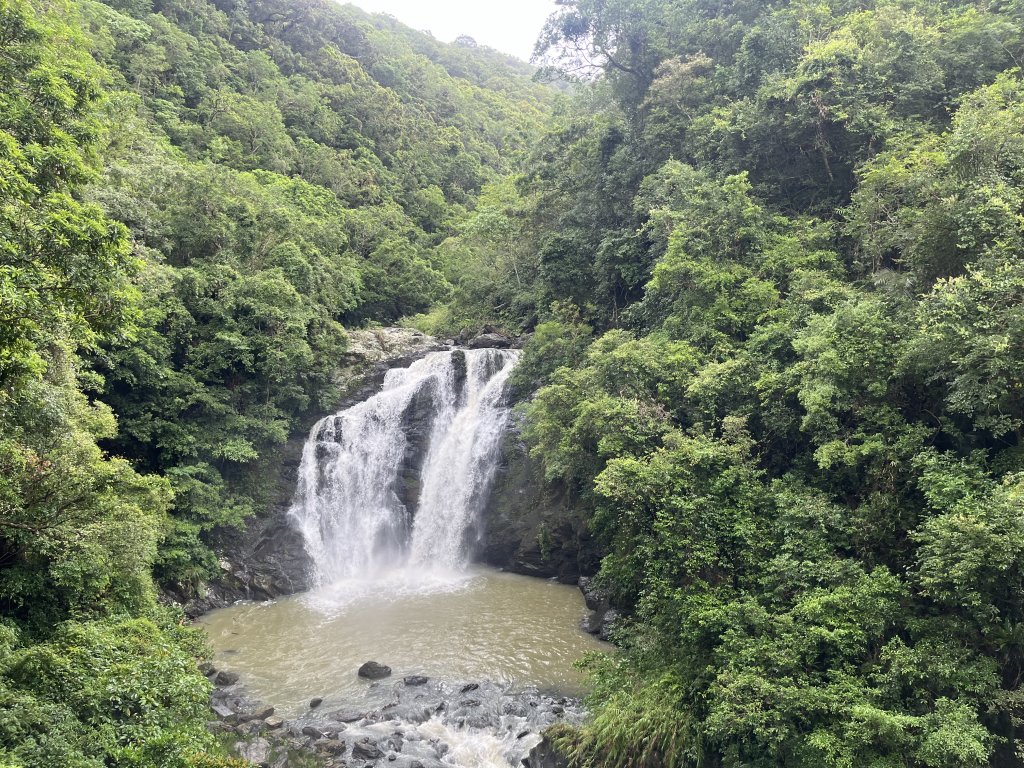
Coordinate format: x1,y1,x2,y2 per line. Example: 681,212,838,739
578,577,619,640
174,494,313,617
352,737,385,759
393,376,442,517
478,413,601,582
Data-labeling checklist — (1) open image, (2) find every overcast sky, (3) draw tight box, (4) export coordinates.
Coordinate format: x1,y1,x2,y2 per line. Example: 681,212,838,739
346,0,560,61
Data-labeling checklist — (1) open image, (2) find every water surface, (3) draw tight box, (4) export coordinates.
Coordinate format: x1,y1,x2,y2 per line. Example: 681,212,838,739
200,566,609,716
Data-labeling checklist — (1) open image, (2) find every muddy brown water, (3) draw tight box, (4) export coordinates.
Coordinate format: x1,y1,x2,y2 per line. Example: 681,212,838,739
200,566,610,717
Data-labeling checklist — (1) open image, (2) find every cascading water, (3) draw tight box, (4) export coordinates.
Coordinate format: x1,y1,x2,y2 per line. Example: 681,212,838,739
288,348,519,586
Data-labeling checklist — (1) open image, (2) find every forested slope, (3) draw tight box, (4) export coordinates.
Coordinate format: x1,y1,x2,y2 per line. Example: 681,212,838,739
0,0,551,763
427,0,1024,765
82,0,554,587
8,0,1024,763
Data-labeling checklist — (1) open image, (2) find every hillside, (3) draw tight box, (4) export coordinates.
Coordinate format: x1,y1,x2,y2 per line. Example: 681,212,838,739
0,0,551,763
82,0,557,586
8,0,1024,765
432,0,1024,765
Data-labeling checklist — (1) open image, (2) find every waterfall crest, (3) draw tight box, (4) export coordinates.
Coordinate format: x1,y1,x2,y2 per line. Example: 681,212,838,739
288,348,518,585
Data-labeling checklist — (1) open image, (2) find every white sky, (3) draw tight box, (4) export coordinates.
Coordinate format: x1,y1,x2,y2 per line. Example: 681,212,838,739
345,0,560,61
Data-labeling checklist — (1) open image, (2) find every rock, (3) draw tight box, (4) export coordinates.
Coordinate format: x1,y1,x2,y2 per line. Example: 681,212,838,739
403,675,429,686
478,417,600,581
330,708,366,723
503,701,528,717
212,703,238,722
207,720,235,734
599,609,620,641
199,662,216,676
358,661,392,679
451,349,468,394
578,576,609,612
236,720,264,736
386,734,405,752
343,328,440,366
214,670,240,686
352,738,385,760
467,333,513,349
394,378,443,517
579,576,622,639
234,737,272,767
309,697,323,708
522,737,568,768
463,714,495,729
264,715,285,729
240,706,274,722
315,738,347,755
302,726,326,738
381,702,436,724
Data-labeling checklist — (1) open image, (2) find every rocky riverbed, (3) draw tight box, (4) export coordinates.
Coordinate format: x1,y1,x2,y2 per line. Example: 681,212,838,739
205,669,577,768
198,572,620,767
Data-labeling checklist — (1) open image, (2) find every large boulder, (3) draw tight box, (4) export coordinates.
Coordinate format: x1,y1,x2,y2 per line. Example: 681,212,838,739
467,332,513,349
342,327,444,366
352,737,385,760
578,576,619,639
234,737,272,767
522,736,569,768
357,661,392,679
214,670,240,687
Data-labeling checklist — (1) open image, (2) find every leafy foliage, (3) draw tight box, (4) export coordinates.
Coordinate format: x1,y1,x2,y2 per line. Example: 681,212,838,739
446,0,1024,764
0,0,551,763
69,0,556,584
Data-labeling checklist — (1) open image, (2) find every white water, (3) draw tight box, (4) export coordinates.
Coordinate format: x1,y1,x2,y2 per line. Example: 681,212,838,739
288,348,519,587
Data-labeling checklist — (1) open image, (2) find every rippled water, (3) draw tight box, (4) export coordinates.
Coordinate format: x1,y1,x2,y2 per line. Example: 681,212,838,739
200,566,609,716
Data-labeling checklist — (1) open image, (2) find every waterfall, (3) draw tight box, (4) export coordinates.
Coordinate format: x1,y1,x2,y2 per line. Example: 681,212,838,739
288,348,518,586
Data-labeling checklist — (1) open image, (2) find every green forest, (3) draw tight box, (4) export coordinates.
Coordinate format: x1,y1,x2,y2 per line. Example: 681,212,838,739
4,0,1024,764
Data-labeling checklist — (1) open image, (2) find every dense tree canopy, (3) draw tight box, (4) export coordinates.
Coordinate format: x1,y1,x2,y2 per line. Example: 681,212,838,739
419,0,1024,765
0,0,552,763
8,0,1024,762
44,0,553,587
